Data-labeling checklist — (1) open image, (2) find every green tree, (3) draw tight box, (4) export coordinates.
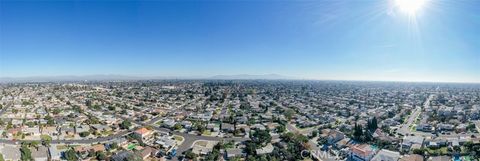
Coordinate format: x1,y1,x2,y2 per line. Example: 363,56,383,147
367,117,378,132
125,153,142,161
230,156,241,161
276,124,286,133
413,148,425,155
311,130,318,138
6,121,12,129
120,120,132,129
245,141,258,155
467,123,476,131
184,150,197,160
30,141,40,149
110,142,119,150
195,122,206,133
96,151,106,160
278,132,309,160
284,109,295,120
464,141,474,151
353,123,363,142
223,140,235,149
40,135,52,147
247,119,256,125
140,115,148,121
79,131,90,137
252,130,271,146
45,115,55,125
64,149,78,161
173,123,182,130
20,144,32,161
52,108,61,115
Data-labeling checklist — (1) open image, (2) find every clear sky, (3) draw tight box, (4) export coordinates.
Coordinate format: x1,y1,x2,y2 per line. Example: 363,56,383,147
1,0,479,82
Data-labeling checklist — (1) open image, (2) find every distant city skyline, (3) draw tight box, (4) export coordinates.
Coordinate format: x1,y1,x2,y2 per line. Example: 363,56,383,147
1,1,479,83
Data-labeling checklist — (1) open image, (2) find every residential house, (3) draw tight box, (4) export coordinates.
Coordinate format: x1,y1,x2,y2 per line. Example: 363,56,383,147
221,123,235,132
134,127,154,141
49,145,62,161
111,151,134,161
138,147,155,160
400,154,424,161
23,127,40,136
90,144,106,153
91,124,112,132
192,145,214,155
226,148,245,158
437,123,454,131
349,144,376,161
371,149,400,161
416,124,433,132
335,138,351,149
181,121,193,129
0,144,21,161
74,146,90,158
155,135,177,152
42,126,58,136
456,124,467,133
256,143,274,155
75,125,90,134
111,137,128,147
402,136,424,150
251,124,266,131
162,119,176,128
31,146,49,161
427,156,451,161
321,129,345,145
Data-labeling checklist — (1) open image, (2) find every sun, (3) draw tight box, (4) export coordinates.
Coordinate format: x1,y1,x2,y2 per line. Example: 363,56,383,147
395,0,427,15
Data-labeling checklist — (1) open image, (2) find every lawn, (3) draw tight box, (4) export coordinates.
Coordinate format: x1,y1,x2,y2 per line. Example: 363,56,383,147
410,124,417,132
13,134,24,140
127,144,137,150
40,134,52,141
195,141,208,147
101,130,113,136
56,145,68,150
426,147,449,155
462,156,472,161
173,135,184,142
202,130,212,136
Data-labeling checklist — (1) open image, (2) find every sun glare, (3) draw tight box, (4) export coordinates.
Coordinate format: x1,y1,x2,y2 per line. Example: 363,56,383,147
395,0,427,15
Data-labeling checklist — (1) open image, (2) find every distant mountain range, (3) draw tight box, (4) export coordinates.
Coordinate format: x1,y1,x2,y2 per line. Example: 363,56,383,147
0,74,296,82
209,74,295,80
0,75,142,83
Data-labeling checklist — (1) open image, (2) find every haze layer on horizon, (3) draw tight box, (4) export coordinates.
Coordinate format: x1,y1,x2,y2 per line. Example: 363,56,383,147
1,1,479,83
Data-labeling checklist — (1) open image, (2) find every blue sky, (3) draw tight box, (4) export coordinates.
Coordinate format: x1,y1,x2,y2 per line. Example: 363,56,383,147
1,0,479,82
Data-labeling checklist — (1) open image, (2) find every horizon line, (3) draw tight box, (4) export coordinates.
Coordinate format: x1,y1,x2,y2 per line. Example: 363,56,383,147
0,74,479,84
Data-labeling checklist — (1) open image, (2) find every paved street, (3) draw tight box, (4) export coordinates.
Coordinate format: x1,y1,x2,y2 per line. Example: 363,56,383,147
0,102,11,116
398,94,434,135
